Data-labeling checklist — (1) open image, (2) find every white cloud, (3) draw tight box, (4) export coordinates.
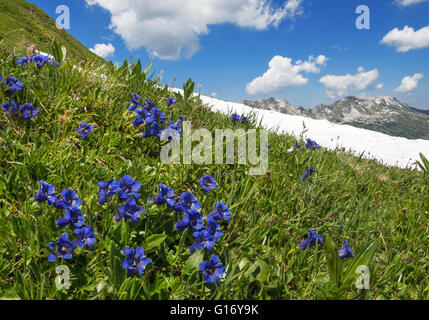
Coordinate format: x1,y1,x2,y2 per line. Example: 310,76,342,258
394,0,428,6
89,43,115,59
246,55,328,95
319,67,380,99
86,0,303,60
376,83,384,89
394,73,424,92
381,25,429,52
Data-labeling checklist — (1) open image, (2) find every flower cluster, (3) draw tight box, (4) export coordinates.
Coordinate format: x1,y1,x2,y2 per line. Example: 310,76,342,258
299,230,354,260
32,181,96,261
1,100,39,119
16,54,60,69
0,76,23,94
121,247,152,276
301,166,315,181
232,113,249,125
75,121,93,139
97,175,145,223
128,93,183,140
296,138,321,151
1,76,40,120
148,175,228,284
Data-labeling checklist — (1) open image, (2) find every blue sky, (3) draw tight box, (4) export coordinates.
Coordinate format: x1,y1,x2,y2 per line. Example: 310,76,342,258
28,0,429,110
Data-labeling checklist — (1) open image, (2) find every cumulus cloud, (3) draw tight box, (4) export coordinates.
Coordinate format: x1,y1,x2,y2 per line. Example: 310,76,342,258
381,25,429,52
89,43,115,59
319,67,380,99
376,83,384,89
246,55,328,95
86,0,303,60
394,73,424,92
394,0,428,6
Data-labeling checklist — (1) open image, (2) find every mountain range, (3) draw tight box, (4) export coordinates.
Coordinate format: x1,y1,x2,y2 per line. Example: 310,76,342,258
243,96,429,140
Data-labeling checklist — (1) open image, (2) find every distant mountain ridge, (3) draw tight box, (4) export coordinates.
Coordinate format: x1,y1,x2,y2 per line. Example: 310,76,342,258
243,96,429,140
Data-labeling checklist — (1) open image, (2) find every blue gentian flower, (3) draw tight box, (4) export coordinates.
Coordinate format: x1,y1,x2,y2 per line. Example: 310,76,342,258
175,210,204,231
121,247,152,276
207,202,232,223
199,255,226,284
180,192,201,211
128,93,143,112
74,226,96,249
56,206,85,228
338,240,354,259
117,175,141,201
1,76,24,94
188,229,216,253
167,97,177,107
199,175,218,194
232,113,240,123
1,100,18,115
16,56,30,67
47,232,77,261
53,189,83,210
141,122,162,139
305,138,320,150
115,198,145,223
133,108,154,127
299,229,323,250
148,184,176,208
97,179,119,204
301,166,315,181
240,115,249,124
33,181,56,204
205,218,224,241
150,108,167,124
19,103,39,119
75,121,93,139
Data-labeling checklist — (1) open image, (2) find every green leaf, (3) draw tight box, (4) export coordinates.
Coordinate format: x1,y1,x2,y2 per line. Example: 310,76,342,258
184,250,204,273
255,259,269,283
109,241,125,290
341,239,378,290
418,153,429,174
143,233,167,251
51,39,63,64
325,235,343,287
143,60,153,77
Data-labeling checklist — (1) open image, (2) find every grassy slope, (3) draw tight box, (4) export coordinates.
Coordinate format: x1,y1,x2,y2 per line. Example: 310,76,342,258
0,0,104,64
0,48,428,300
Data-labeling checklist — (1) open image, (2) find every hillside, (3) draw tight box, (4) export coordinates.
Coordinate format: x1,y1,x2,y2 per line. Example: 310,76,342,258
1,1,429,301
0,0,104,64
244,96,429,140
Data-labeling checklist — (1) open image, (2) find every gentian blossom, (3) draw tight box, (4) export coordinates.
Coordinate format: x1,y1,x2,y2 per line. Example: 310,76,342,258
299,229,323,250
1,100,18,115
207,202,232,223
338,240,355,259
75,121,93,139
301,166,315,181
47,232,77,261
121,247,152,275
115,198,145,223
189,229,216,253
167,97,177,107
231,113,240,123
175,210,204,231
97,179,119,204
74,226,97,249
199,255,226,284
33,181,56,204
205,218,224,241
53,189,83,210
128,93,143,112
1,76,24,94
116,175,141,201
19,103,39,119
305,138,320,150
56,206,85,228
199,175,218,194
148,184,176,208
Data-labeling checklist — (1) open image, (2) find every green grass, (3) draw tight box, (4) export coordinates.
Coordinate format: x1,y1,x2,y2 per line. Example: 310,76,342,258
0,47,428,300
0,0,104,65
